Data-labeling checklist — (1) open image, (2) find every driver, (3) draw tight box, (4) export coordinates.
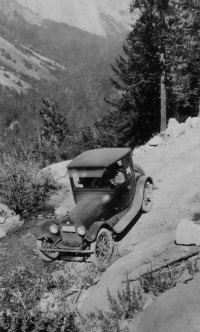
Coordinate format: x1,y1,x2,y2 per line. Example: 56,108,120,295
109,164,125,186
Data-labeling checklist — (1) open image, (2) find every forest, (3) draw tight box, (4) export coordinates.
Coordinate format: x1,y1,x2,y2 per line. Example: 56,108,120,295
0,0,200,164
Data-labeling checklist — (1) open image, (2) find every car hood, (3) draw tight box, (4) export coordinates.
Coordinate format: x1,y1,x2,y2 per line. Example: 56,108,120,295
62,194,112,228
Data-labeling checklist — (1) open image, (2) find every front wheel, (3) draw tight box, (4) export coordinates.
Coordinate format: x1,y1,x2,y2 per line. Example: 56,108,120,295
142,181,153,213
90,228,114,265
37,237,59,262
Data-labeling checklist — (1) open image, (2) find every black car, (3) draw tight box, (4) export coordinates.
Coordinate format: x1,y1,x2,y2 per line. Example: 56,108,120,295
37,148,153,263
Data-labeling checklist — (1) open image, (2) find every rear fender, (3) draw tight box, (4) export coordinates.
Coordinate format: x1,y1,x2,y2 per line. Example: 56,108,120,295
113,175,153,234
135,175,153,204
85,221,113,243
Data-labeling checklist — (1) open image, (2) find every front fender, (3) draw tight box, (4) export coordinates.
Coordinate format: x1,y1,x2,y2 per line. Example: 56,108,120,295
36,219,59,240
85,221,113,243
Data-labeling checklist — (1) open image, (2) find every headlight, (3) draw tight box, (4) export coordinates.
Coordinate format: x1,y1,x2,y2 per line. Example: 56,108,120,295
50,224,59,234
76,226,86,236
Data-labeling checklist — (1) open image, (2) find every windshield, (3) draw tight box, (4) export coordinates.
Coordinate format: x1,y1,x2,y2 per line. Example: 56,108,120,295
69,169,109,189
69,161,126,190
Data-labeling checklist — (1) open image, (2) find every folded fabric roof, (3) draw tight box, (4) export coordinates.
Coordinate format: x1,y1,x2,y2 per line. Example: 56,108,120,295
67,148,131,169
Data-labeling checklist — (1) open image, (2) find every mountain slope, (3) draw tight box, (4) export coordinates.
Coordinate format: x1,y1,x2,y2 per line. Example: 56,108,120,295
16,0,133,37
0,0,138,137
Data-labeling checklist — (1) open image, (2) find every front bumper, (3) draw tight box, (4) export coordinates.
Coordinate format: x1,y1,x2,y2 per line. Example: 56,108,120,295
40,247,94,254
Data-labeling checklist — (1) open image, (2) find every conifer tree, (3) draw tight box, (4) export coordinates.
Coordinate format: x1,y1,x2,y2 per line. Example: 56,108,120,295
98,0,173,147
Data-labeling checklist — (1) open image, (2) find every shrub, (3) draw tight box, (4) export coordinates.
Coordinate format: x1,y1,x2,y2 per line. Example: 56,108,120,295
0,311,78,332
0,265,79,332
82,280,144,332
0,154,56,216
139,266,179,296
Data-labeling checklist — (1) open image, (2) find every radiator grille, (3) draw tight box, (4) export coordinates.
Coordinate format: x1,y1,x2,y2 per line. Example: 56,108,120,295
61,228,82,247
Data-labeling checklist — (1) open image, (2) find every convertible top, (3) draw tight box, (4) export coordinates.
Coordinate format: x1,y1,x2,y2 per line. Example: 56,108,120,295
67,148,131,169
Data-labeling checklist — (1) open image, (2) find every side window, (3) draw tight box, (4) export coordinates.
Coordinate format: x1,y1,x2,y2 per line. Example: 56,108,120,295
109,160,125,187
122,155,133,178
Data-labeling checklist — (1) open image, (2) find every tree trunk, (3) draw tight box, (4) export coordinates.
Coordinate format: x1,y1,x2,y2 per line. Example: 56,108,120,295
160,53,167,132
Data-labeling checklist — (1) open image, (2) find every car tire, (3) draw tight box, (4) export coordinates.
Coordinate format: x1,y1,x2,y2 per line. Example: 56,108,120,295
37,237,59,262
142,181,153,213
90,228,114,265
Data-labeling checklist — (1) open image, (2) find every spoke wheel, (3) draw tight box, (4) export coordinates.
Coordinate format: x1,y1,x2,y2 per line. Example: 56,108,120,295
90,228,114,264
37,237,59,262
142,181,153,213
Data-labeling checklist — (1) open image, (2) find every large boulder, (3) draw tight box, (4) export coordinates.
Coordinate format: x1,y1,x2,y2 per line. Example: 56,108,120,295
166,118,185,139
191,117,200,129
129,272,200,332
79,232,191,316
0,203,23,238
185,116,192,131
42,160,75,215
175,218,200,245
42,160,71,186
148,135,165,146
0,214,22,238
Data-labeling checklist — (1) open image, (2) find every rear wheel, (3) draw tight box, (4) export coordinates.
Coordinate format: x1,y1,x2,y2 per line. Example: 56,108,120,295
142,181,153,213
37,237,59,262
90,228,114,264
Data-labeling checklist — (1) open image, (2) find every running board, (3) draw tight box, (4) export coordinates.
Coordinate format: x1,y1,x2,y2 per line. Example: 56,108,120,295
42,248,94,254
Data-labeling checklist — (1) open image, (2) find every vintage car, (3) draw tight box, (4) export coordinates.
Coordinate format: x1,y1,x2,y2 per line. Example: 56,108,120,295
37,148,153,263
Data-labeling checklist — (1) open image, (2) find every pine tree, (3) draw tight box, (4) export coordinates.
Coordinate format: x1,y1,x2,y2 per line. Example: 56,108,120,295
99,0,174,147
168,0,200,119
39,98,70,149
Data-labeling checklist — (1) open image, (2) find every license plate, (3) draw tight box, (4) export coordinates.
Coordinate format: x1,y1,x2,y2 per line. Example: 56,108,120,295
62,225,76,233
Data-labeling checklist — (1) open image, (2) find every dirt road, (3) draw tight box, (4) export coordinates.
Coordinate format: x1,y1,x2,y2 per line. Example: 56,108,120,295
122,126,200,249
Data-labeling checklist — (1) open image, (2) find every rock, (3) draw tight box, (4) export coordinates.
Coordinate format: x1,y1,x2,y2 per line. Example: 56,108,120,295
79,232,175,315
0,203,15,217
55,206,69,217
129,272,200,332
185,116,193,133
0,217,6,224
143,295,154,310
39,290,64,314
175,218,200,245
178,269,193,284
185,116,192,129
191,117,200,129
176,123,185,137
0,214,22,238
166,118,185,139
42,160,71,186
168,118,179,128
148,136,164,146
119,319,132,331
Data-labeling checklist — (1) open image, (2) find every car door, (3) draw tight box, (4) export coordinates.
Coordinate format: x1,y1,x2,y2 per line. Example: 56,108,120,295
112,158,132,213
123,154,136,205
